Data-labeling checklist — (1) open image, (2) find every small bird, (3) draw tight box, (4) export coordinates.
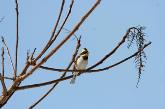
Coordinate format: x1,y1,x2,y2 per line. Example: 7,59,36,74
70,48,89,84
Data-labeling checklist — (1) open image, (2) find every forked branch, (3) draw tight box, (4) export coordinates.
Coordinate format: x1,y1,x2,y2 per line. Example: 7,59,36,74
29,35,81,109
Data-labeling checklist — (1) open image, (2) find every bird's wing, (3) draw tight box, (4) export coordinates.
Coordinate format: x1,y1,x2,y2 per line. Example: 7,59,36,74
74,55,80,66
72,55,80,73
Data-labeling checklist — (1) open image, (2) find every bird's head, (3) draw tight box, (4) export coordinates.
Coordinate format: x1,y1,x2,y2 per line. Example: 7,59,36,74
80,48,89,56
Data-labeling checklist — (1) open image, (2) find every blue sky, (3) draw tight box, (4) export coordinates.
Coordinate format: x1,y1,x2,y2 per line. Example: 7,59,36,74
0,0,164,109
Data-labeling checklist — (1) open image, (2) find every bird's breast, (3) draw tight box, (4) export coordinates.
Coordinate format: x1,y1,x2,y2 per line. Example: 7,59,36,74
76,57,88,70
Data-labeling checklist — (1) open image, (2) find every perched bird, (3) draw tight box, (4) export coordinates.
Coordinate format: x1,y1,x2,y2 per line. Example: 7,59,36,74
70,48,89,84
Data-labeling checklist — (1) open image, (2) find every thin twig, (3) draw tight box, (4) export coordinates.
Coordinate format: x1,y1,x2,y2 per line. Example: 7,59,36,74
42,42,150,73
39,27,145,73
0,48,37,107
27,48,37,66
34,0,65,62
34,0,74,62
51,0,74,43
3,76,14,81
63,28,79,41
87,27,135,70
16,42,151,90
0,74,7,96
30,48,36,61
1,37,14,71
1,48,5,77
0,48,12,105
0,47,7,96
29,35,81,109
14,0,19,79
16,75,72,90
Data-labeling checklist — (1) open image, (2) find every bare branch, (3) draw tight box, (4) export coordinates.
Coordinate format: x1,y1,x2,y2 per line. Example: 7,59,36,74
51,0,74,43
17,76,72,91
0,74,7,96
30,48,36,61
1,48,4,77
0,1,20,105
16,42,151,90
87,27,136,70
1,37,14,71
39,27,147,73
3,76,14,81
27,48,37,66
87,42,151,73
29,35,81,109
34,0,65,61
34,0,74,63
63,28,79,41
0,1,101,108
0,47,7,96
14,0,19,79
17,0,101,84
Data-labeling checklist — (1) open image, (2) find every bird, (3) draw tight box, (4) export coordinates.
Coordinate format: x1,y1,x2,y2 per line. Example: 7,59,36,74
70,48,89,84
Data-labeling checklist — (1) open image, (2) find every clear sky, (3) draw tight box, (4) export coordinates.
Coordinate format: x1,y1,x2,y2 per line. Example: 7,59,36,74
0,0,164,109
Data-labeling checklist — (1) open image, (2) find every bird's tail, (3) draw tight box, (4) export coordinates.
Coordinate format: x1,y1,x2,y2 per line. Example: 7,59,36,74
70,72,78,84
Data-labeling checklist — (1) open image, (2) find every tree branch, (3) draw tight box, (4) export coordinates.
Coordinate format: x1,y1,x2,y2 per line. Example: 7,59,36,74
14,0,19,79
34,0,65,62
50,0,74,44
1,37,14,71
3,76,14,81
0,74,7,96
16,42,151,90
87,27,136,70
34,0,74,64
1,47,5,78
0,47,7,96
29,35,81,109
